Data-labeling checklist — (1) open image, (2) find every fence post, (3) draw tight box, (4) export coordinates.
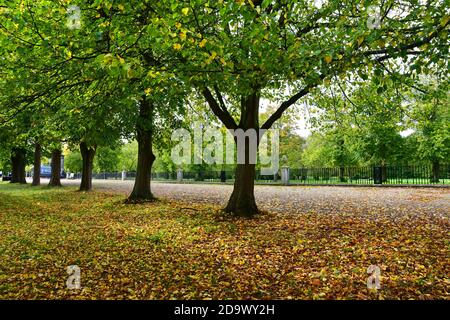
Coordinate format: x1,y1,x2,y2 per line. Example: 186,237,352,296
220,170,226,183
177,168,183,182
121,170,126,181
373,166,382,185
281,166,290,185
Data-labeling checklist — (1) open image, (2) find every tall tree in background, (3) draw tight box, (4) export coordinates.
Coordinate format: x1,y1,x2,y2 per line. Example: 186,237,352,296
409,77,450,182
158,0,449,215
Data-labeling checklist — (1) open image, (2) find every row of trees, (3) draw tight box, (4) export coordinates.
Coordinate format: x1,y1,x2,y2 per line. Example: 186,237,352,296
1,0,449,216
303,78,449,176
64,79,449,174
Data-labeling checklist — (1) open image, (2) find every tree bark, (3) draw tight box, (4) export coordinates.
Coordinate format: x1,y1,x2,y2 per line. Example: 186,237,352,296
225,91,260,216
79,142,96,191
48,148,62,187
128,96,156,202
431,161,440,183
31,142,41,186
225,163,258,216
10,148,27,184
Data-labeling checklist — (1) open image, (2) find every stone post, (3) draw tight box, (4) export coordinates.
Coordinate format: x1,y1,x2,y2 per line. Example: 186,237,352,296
177,168,183,182
281,166,290,185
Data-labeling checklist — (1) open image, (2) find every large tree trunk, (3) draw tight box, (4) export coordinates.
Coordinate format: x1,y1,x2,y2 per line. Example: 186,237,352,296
128,96,156,202
225,91,260,216
10,148,27,184
79,142,96,191
31,142,41,186
225,163,257,216
431,160,440,183
48,148,62,187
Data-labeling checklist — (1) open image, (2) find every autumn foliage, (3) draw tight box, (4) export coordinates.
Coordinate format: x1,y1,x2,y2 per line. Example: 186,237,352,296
0,183,448,299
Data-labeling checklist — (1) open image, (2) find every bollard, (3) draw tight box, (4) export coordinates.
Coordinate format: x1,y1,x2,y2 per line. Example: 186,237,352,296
177,169,183,182
281,167,290,185
121,171,127,181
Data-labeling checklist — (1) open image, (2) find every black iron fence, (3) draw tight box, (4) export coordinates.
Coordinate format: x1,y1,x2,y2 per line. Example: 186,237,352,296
289,165,450,185
68,164,450,186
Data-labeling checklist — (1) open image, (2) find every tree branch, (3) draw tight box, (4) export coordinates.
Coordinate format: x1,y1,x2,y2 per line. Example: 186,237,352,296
261,85,312,130
201,87,238,129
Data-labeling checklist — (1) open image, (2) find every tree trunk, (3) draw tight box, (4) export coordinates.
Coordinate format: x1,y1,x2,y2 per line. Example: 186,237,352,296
79,142,96,191
31,142,41,186
225,91,260,217
48,148,62,187
431,161,440,183
225,163,258,216
10,148,27,184
128,96,156,202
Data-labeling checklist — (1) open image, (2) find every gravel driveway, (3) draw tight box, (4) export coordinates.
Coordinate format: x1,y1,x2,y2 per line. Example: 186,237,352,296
53,179,450,217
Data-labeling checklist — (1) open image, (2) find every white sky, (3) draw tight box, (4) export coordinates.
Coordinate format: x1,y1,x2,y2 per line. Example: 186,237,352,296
260,98,312,138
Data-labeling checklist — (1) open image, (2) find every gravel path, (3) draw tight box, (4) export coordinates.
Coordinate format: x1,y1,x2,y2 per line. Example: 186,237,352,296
53,179,450,217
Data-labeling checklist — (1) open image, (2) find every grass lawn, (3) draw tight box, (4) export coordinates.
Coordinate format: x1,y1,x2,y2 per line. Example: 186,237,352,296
0,182,448,299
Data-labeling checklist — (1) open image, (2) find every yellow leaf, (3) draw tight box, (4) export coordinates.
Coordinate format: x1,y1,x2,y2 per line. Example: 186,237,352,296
173,43,182,50
118,4,125,12
179,32,187,41
420,43,429,51
357,36,364,46
182,8,189,16
206,51,218,64
127,68,133,78
144,88,152,95
103,53,113,64
440,15,449,27
324,55,332,64
199,39,207,48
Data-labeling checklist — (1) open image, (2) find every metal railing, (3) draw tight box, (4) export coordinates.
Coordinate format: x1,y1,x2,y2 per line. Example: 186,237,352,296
67,164,449,186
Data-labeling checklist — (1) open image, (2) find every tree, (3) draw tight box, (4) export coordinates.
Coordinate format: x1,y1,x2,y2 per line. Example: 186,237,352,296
31,142,41,186
94,146,120,174
48,147,62,187
128,96,156,201
65,150,83,174
408,77,450,181
156,0,449,215
119,141,138,172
